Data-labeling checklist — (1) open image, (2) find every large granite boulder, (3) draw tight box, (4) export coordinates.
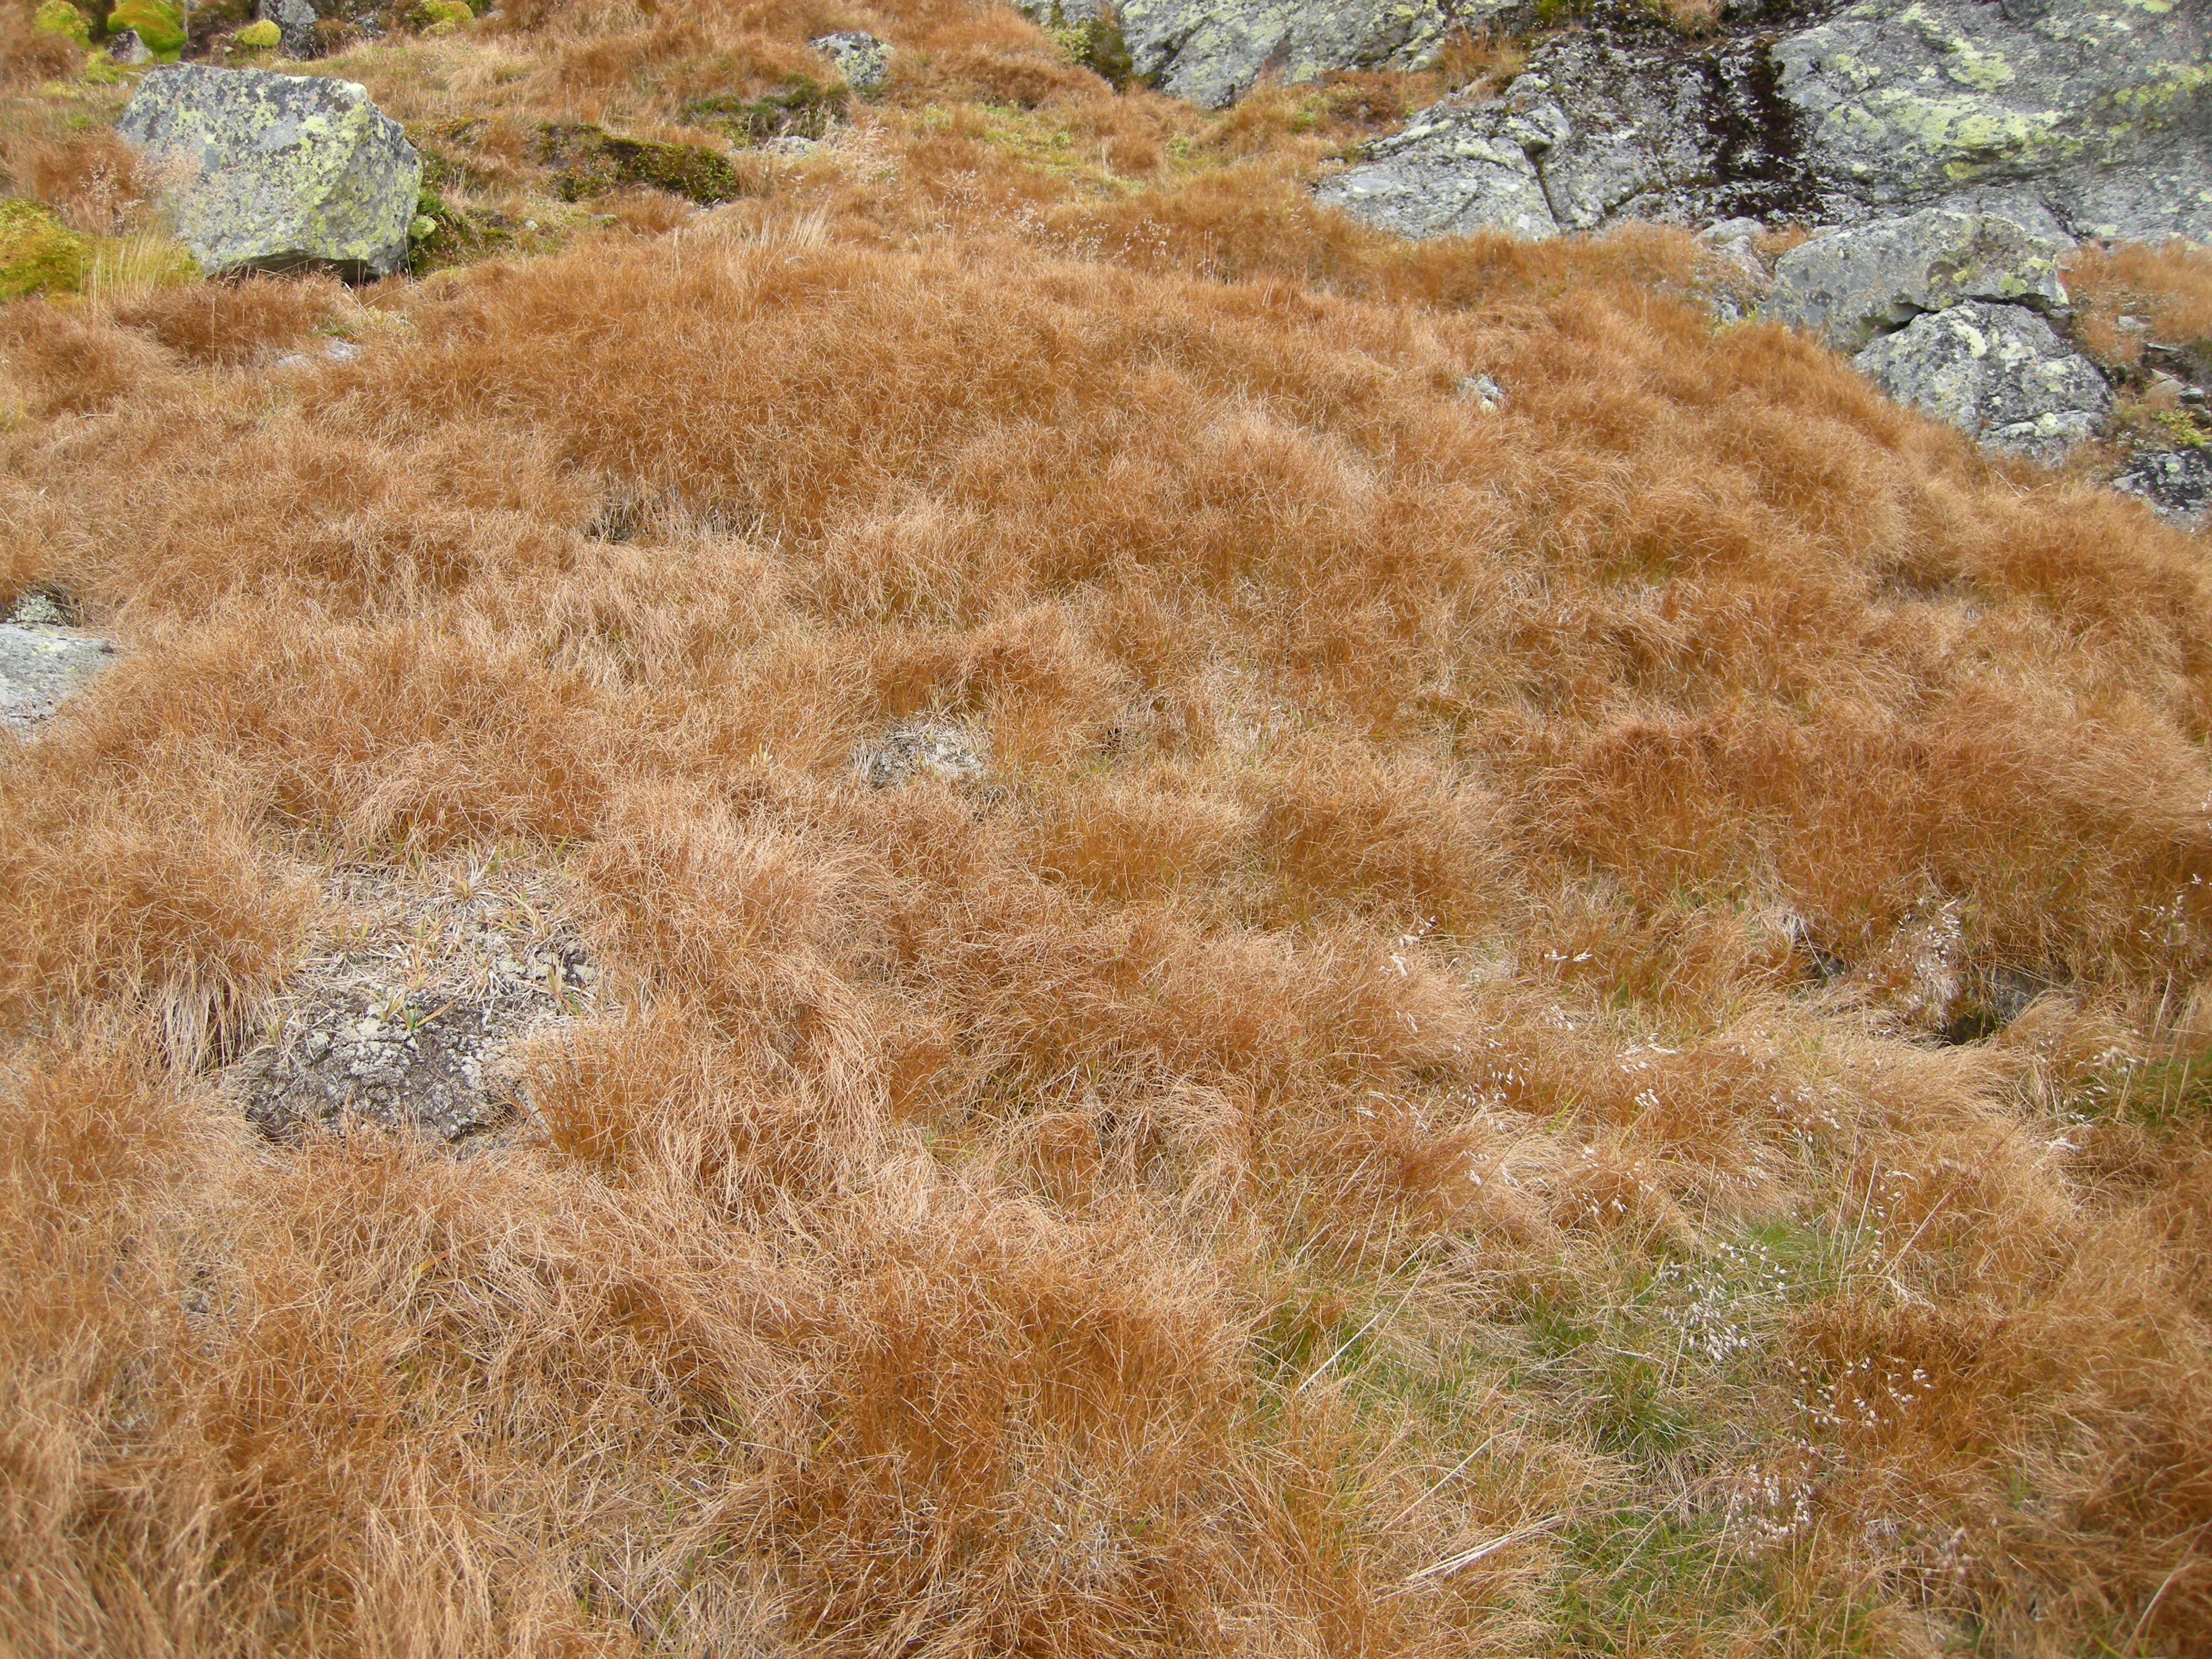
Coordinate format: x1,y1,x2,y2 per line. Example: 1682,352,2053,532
1852,300,2110,461
1767,208,2070,353
117,65,421,279
1312,0,2210,247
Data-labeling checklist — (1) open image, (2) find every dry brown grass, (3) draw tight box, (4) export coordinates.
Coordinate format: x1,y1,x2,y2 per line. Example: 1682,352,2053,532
2,2,2211,1654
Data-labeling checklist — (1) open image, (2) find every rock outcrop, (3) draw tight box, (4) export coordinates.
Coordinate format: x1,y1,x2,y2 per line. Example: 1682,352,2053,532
1314,0,2211,247
1852,299,2110,460
117,64,421,279
1766,208,2070,353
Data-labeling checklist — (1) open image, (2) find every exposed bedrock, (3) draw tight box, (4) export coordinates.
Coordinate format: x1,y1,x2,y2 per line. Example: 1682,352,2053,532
1299,0,2210,245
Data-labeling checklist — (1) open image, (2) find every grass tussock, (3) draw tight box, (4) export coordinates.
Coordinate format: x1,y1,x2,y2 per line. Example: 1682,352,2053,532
3,1,2212,1653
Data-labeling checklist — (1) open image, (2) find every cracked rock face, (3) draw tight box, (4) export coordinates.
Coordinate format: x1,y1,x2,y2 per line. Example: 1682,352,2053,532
118,64,422,278
1851,299,2110,461
1766,207,2071,353
1316,0,2211,247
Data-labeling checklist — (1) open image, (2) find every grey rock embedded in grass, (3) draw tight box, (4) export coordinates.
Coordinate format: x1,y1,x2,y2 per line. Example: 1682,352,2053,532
855,721,989,789
1314,91,1566,241
1767,209,2070,353
1851,300,2109,461
810,32,891,94
234,866,597,1144
117,64,422,278
2114,447,2212,529
0,599,112,733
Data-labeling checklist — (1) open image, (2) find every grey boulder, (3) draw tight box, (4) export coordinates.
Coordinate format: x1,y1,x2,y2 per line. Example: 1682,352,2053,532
1313,91,1566,241
117,64,421,279
1313,0,2212,247
258,0,318,59
1776,0,2212,243
1767,209,2071,353
1852,301,2110,461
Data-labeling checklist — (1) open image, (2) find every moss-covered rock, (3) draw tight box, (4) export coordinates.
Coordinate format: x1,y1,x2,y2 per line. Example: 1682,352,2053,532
406,184,513,272
537,124,754,205
33,2,91,45
414,0,472,33
233,19,281,49
0,200,91,303
107,0,186,60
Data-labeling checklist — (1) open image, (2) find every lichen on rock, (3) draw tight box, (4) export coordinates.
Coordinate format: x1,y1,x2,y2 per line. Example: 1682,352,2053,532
1767,207,2071,353
1852,299,2111,461
116,64,422,279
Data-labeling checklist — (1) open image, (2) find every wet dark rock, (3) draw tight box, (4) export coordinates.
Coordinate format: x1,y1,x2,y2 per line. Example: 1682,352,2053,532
2114,447,2212,529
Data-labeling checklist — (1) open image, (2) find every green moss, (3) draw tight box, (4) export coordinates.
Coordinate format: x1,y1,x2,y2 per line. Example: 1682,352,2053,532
537,123,757,205
233,18,280,49
680,79,847,144
1049,13,1134,87
33,2,91,45
415,0,473,32
0,199,91,302
107,0,186,59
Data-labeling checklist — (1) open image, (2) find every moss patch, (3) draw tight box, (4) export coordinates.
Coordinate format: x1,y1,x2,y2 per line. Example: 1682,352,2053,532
33,2,91,45
0,200,91,302
680,79,847,144
107,0,186,59
536,123,756,205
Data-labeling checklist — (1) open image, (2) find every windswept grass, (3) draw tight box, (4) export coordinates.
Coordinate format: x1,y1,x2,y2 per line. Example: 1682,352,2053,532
1,1,2210,1654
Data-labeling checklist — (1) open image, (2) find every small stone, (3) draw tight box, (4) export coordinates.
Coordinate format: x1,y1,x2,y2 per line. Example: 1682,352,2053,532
2114,448,2212,529
1,620,113,733
810,31,890,95
323,338,361,362
855,721,988,789
6,590,66,627
761,135,820,158
107,26,152,63
1455,373,1506,411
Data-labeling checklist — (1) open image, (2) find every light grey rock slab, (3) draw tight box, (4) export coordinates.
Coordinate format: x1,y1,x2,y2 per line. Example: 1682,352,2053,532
1314,92,1564,238
1110,0,1523,110
0,623,113,733
117,64,421,278
1851,299,2110,461
855,721,989,789
1767,207,2070,352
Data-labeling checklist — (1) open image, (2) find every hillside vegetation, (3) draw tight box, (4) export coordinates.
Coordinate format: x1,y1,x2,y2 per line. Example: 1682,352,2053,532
3,2,2211,1655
